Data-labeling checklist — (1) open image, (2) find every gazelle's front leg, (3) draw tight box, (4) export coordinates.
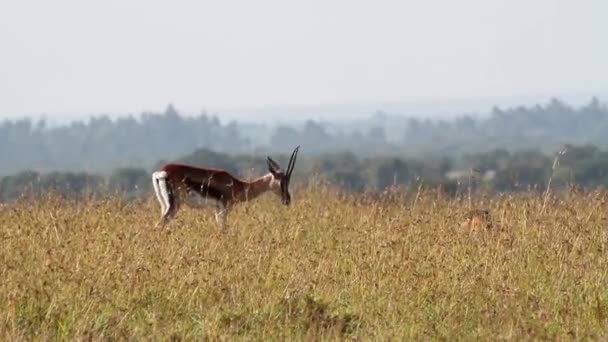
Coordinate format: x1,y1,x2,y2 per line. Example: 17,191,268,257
214,202,227,230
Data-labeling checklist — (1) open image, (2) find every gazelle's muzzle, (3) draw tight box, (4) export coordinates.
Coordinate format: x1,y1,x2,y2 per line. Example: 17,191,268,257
280,181,291,205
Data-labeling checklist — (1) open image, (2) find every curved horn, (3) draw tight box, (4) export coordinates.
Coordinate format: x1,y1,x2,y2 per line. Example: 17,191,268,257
285,145,300,178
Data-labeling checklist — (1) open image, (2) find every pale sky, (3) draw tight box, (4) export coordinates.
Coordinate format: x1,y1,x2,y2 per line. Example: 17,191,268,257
1,0,607,121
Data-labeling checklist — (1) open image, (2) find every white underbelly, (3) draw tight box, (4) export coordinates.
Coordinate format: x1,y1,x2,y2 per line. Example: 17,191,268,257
185,191,224,209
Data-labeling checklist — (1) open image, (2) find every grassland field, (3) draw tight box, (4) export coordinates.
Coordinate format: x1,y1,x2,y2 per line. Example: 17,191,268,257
1,184,608,340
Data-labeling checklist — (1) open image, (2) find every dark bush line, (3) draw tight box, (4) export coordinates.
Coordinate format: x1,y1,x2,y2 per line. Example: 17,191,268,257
2,144,607,201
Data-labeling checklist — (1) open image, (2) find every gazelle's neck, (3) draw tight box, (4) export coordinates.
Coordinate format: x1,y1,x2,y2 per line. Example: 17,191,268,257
240,173,275,201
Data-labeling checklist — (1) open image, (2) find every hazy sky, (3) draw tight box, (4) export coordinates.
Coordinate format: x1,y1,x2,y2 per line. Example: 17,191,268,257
1,0,607,121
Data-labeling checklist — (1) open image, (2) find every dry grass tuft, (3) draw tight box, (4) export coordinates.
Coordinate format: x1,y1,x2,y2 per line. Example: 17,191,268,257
460,208,493,231
1,187,608,340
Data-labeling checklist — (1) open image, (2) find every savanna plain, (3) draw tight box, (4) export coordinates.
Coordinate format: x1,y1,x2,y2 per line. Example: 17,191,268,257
2,185,608,340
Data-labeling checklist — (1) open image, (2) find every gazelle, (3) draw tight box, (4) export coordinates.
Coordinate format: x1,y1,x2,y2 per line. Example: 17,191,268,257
151,146,300,229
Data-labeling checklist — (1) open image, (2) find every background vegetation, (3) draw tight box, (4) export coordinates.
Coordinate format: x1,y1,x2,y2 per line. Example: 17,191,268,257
1,97,607,176
2,142,608,201
3,97,608,201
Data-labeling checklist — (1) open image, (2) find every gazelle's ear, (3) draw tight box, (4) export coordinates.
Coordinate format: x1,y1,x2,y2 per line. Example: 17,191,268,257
267,157,282,175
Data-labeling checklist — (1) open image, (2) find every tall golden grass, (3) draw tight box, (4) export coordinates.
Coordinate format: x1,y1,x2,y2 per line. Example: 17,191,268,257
1,185,608,340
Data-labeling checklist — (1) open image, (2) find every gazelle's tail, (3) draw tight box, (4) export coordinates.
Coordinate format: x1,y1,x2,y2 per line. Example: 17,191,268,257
152,171,172,225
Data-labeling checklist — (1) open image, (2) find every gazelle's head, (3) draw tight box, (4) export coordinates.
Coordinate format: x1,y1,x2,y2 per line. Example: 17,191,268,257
267,145,300,205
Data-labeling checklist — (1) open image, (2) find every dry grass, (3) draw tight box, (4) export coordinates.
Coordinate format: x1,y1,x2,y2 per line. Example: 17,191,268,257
2,187,608,340
460,208,493,232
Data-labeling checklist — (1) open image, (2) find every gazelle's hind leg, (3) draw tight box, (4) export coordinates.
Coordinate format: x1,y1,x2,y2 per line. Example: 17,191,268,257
152,171,179,228
152,171,166,216
157,196,180,228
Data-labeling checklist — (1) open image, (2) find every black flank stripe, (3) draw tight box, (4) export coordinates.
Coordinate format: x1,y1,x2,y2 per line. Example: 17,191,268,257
183,177,225,200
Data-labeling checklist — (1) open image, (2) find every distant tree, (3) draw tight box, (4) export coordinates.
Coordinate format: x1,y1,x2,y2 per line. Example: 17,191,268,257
372,158,412,190
108,168,150,196
462,149,510,172
456,115,476,134
571,152,608,186
367,126,386,144
270,125,299,150
2,97,608,177
301,120,332,151
333,171,366,192
164,103,179,119
40,172,105,196
493,150,552,191
0,171,40,199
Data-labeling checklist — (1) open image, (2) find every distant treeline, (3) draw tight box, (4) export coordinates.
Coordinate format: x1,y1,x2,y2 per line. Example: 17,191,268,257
1,97,607,176
2,143,607,201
